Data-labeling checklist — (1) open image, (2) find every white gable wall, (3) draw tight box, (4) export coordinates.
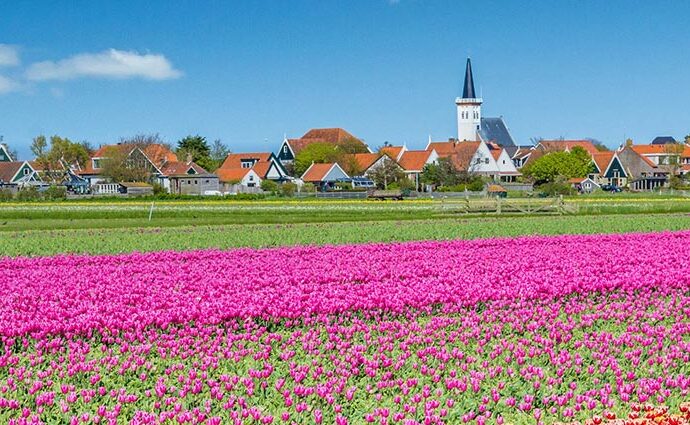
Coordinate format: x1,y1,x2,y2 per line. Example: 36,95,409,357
467,141,500,174
323,164,349,182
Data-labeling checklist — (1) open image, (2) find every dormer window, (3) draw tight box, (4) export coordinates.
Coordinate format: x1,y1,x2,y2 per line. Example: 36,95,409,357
92,158,101,169
241,160,254,168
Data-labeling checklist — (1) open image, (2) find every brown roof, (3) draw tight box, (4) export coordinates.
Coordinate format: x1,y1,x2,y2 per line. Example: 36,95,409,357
0,162,24,182
301,128,360,144
301,163,340,182
380,146,404,160
220,152,273,169
352,153,381,172
538,140,599,156
160,161,208,176
82,143,177,174
216,168,253,183
490,149,502,160
428,141,481,170
398,150,433,171
591,151,615,173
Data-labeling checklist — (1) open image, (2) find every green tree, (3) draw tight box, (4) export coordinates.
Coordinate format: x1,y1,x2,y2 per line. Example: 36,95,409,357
260,179,278,193
176,135,214,171
31,135,89,184
209,139,230,171
294,142,340,176
368,157,406,189
337,137,369,154
522,146,593,184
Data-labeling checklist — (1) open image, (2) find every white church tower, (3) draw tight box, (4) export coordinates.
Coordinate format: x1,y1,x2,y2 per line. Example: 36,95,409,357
455,58,482,142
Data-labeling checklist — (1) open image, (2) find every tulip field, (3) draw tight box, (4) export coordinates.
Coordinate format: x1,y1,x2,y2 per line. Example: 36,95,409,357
1,229,690,424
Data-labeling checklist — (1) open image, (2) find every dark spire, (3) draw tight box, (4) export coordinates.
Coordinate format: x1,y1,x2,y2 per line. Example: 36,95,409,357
462,58,476,99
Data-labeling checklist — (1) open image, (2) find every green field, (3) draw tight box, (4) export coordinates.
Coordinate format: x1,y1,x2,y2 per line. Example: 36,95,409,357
0,195,690,232
2,213,689,257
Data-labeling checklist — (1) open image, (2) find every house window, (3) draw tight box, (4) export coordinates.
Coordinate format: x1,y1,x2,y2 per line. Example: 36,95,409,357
24,168,30,175
194,180,198,184
249,175,254,181
92,159,101,169
484,158,489,164
187,180,191,184
283,146,288,154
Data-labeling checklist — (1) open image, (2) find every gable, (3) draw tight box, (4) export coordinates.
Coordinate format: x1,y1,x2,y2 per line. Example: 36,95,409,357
11,163,36,182
277,140,295,161
604,156,627,178
0,145,12,162
323,165,348,181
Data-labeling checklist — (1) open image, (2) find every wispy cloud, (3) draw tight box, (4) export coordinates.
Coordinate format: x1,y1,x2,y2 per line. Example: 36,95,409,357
0,44,20,67
0,75,18,94
26,49,182,81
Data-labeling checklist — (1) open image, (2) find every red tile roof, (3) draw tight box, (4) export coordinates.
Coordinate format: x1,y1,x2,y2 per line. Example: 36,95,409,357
0,162,24,182
82,143,177,174
216,168,253,183
591,151,615,173
301,128,360,144
352,153,381,172
301,163,340,182
538,140,599,156
251,161,272,179
380,146,404,160
631,144,690,157
427,141,482,170
398,150,434,171
160,161,208,176
220,152,273,169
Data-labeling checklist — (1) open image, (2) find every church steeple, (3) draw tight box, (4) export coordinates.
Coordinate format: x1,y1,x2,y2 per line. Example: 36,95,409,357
455,58,483,142
462,58,476,99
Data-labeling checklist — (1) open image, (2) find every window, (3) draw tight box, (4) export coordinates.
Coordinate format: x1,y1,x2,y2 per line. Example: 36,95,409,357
241,160,253,168
484,158,489,164
249,175,254,181
194,180,198,184
187,180,191,184
24,168,29,175
283,146,288,154
92,159,101,169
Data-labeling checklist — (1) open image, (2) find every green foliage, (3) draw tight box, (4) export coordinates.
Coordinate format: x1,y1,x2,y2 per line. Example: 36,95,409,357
152,183,166,195
280,182,296,197
15,186,41,201
260,179,279,193
537,179,575,196
368,157,406,189
293,143,340,176
300,183,316,193
43,185,67,200
523,146,594,184
0,189,13,202
1,212,690,256
31,135,90,183
176,135,215,171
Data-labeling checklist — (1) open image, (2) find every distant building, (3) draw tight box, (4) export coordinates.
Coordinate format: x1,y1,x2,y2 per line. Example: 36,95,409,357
301,162,349,191
455,58,517,146
650,136,677,145
276,128,368,165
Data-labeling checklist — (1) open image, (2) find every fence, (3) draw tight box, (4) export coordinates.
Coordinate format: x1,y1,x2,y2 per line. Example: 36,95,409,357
436,196,577,215
93,183,119,195
295,191,368,199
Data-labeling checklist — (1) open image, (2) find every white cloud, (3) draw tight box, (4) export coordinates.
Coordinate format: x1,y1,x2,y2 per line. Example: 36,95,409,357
0,75,18,94
26,48,182,81
0,44,20,67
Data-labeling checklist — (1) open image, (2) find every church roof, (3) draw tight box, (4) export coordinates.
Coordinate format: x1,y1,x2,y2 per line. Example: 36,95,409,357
462,58,476,99
479,117,516,147
650,136,677,145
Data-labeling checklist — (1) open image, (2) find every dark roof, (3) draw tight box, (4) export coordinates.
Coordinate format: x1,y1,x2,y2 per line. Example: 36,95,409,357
462,58,476,99
479,117,516,147
651,136,677,145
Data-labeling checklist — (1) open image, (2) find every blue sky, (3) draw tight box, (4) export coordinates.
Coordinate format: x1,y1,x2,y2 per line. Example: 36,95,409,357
1,1,689,159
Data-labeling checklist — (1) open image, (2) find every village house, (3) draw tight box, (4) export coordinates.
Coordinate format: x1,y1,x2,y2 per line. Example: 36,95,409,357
590,151,628,187
219,152,290,182
0,161,41,191
216,168,263,193
161,161,219,195
397,149,438,189
300,162,349,191
276,128,369,166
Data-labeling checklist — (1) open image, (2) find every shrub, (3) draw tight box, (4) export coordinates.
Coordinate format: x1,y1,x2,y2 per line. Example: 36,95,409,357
152,183,166,195
43,185,67,200
16,186,41,201
260,180,279,194
0,189,13,202
280,182,296,197
537,181,574,196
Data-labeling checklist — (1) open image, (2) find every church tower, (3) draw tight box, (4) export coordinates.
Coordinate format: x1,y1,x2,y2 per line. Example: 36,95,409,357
455,58,482,142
